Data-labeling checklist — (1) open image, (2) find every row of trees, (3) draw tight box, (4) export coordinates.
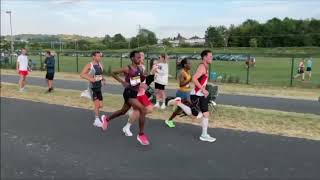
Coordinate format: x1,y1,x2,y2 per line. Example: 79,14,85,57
1,17,319,51
205,18,320,47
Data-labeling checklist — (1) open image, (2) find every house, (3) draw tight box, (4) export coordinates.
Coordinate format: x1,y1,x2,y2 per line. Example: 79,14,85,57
184,36,205,46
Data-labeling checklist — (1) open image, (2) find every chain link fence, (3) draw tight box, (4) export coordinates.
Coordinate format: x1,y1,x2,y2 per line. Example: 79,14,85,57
1,51,319,88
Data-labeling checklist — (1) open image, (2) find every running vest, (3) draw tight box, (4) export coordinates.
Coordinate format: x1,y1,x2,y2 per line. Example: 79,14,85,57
125,65,144,91
89,62,103,89
179,69,191,92
190,64,208,96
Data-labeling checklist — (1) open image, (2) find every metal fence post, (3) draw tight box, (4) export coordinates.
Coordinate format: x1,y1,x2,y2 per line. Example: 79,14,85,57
120,53,123,68
57,52,60,72
246,55,250,84
290,57,294,87
40,52,43,71
76,52,79,72
175,54,178,79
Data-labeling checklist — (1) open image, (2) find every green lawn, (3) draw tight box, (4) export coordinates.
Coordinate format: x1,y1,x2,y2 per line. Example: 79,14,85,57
17,54,320,88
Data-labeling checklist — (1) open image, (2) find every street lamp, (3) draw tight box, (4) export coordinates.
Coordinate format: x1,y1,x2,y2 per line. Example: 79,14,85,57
6,11,14,63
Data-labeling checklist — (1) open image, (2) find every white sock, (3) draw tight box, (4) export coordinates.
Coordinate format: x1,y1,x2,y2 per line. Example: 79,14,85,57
176,103,192,115
201,117,208,136
124,122,131,129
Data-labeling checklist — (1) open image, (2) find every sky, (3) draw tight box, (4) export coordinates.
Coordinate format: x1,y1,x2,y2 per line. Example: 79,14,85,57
1,0,319,39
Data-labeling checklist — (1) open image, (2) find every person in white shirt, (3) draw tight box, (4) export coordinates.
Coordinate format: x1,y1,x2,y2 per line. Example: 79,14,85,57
16,48,29,92
154,54,169,109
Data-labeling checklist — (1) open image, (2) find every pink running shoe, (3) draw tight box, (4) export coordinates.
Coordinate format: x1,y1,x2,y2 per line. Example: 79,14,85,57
137,133,150,145
101,115,109,131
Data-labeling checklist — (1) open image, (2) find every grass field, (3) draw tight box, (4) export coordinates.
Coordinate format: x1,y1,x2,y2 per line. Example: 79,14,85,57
21,54,319,88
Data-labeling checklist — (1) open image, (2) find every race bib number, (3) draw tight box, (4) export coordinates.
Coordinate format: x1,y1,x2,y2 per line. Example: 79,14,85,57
94,75,103,81
130,76,141,86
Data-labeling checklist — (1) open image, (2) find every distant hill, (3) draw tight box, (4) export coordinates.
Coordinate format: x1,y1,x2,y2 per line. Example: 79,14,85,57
3,34,103,42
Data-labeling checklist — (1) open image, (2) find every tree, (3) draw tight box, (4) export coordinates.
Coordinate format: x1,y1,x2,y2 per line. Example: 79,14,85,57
205,26,224,47
249,38,258,48
136,28,157,47
162,39,172,48
102,34,112,48
0,37,10,51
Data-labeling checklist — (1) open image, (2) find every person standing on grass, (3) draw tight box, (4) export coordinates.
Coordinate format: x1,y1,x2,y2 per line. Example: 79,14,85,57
16,48,29,92
80,51,106,128
154,54,169,109
44,51,55,92
306,57,313,80
294,58,305,81
100,50,150,146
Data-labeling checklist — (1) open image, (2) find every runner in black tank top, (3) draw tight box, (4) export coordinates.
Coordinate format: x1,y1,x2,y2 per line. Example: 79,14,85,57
101,50,150,146
80,51,106,129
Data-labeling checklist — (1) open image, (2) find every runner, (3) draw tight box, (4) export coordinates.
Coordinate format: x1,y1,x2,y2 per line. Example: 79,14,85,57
80,51,106,128
101,50,150,145
122,51,154,137
165,58,192,128
16,48,29,92
166,50,216,142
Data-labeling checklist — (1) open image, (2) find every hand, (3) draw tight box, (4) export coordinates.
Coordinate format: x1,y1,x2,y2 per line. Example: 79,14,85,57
122,81,129,88
16,69,19,74
89,78,96,83
202,88,209,97
140,83,148,89
102,79,107,85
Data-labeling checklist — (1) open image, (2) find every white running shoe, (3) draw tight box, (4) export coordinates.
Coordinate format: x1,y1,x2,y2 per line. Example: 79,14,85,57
122,126,133,137
167,97,181,106
80,89,91,99
210,100,217,106
93,118,102,127
160,103,166,110
19,88,25,92
196,112,203,119
154,102,160,108
200,134,216,142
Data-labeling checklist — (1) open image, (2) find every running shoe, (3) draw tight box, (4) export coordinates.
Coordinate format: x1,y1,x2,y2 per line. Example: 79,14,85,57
199,134,216,142
122,126,133,137
101,115,109,131
93,118,102,127
165,120,176,128
137,133,150,145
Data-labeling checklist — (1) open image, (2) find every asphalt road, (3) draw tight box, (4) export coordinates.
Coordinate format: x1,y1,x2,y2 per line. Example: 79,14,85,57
1,97,320,179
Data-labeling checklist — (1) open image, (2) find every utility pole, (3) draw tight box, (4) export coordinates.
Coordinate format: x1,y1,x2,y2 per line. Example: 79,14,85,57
6,11,14,63
137,24,141,48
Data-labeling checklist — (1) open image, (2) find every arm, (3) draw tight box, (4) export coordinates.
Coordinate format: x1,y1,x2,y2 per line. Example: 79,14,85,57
16,62,19,73
111,67,129,87
80,64,95,83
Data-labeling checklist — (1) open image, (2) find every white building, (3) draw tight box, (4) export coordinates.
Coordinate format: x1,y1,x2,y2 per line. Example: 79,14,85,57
184,36,205,45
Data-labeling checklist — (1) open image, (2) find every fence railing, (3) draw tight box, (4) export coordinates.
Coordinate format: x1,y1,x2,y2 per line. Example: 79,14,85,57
1,51,318,88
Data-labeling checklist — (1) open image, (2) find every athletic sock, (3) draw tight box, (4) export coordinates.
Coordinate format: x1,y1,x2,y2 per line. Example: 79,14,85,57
124,122,132,129
176,103,192,115
201,117,209,136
